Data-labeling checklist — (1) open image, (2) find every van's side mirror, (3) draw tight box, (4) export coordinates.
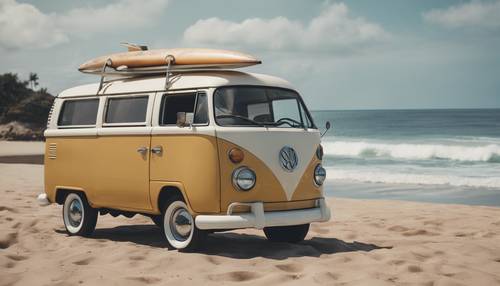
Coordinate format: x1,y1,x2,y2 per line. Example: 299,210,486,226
176,112,194,127
321,121,331,138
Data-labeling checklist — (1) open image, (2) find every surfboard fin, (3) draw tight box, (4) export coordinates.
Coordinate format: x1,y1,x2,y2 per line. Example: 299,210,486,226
121,42,148,52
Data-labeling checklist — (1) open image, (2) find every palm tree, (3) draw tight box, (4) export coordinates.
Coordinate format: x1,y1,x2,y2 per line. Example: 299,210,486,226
29,72,39,90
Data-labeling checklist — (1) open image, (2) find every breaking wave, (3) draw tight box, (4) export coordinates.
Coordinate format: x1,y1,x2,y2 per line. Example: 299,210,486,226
326,168,500,189
323,141,500,163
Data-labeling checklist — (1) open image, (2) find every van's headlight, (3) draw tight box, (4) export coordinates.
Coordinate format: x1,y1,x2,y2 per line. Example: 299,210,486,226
232,167,256,191
314,164,326,186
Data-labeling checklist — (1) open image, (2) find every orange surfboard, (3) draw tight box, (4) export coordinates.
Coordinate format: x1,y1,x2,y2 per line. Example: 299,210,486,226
79,48,261,74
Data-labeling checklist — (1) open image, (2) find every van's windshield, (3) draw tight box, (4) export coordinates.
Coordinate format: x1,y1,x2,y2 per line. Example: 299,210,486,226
214,87,315,128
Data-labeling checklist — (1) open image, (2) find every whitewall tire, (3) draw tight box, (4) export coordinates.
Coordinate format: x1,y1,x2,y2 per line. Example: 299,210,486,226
162,199,206,251
62,193,98,236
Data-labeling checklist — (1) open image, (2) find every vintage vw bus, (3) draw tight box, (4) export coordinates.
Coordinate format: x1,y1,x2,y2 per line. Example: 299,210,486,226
38,70,331,251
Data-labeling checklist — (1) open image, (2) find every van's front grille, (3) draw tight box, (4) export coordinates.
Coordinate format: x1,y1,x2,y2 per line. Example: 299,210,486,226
48,143,57,159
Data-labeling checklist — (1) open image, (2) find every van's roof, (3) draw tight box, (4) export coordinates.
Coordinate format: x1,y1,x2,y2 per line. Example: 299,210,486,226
58,71,295,98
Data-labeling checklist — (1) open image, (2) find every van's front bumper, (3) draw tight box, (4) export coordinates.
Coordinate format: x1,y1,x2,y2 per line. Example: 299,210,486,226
195,198,331,230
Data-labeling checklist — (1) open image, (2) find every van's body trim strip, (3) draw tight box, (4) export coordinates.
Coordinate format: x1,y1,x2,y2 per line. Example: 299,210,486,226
98,127,152,136
45,129,97,137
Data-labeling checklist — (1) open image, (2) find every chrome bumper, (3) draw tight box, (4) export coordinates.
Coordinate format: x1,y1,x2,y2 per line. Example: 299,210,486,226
37,193,50,206
195,198,331,230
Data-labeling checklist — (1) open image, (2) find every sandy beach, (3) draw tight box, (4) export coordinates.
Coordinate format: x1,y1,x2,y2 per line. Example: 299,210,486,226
1,162,500,286
1,0,499,284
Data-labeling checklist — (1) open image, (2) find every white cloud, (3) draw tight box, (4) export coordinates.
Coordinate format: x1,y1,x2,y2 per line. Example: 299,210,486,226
57,0,168,35
423,0,500,29
0,0,169,50
0,0,67,49
183,3,389,52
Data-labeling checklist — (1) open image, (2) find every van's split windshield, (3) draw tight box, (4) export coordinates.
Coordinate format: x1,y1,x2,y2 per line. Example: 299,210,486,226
214,87,314,128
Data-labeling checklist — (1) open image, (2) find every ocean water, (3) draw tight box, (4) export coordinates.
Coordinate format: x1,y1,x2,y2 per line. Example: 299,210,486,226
311,109,500,206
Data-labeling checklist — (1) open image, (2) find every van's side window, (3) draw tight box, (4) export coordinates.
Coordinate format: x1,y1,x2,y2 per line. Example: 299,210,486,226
194,93,208,124
160,93,208,125
105,96,148,124
58,99,99,126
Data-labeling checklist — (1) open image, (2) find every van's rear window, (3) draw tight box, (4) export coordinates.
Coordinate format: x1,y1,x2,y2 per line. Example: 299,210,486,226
58,99,99,126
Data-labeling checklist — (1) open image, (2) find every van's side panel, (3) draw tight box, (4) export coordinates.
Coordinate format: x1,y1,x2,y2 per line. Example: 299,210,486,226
91,134,152,210
149,90,220,214
44,97,101,205
45,94,155,212
149,133,220,213
92,93,155,211
44,136,99,204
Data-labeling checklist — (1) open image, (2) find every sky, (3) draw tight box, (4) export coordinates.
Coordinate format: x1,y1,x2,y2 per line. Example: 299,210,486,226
0,0,499,110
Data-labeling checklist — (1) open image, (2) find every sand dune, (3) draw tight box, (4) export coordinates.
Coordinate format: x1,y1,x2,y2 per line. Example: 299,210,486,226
1,163,500,285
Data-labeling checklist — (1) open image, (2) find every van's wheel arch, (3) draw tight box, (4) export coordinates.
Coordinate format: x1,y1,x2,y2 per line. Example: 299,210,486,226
160,195,206,251
55,189,73,205
62,192,98,236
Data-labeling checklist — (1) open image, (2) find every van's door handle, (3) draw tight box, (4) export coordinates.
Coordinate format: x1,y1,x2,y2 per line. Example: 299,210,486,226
151,146,163,155
137,146,148,154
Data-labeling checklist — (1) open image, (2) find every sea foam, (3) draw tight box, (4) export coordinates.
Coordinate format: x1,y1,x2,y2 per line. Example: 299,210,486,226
326,168,500,189
323,141,500,163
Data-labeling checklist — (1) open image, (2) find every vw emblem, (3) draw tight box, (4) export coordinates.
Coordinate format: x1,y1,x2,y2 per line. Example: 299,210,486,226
279,146,298,172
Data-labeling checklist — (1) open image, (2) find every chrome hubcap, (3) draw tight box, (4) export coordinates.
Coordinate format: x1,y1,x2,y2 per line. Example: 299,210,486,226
68,199,83,227
170,208,192,241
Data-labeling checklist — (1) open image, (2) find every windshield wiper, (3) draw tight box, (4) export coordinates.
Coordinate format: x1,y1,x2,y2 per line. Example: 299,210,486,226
216,114,266,127
275,117,305,128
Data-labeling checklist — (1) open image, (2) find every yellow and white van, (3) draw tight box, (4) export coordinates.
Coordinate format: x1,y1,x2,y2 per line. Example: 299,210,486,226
38,71,331,250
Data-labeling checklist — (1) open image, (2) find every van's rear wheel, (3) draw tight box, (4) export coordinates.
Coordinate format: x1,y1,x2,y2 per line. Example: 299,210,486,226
161,198,206,251
62,193,98,236
263,224,310,243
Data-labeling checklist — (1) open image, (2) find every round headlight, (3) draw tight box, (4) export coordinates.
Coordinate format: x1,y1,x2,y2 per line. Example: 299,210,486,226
232,167,256,191
316,144,324,160
314,164,326,186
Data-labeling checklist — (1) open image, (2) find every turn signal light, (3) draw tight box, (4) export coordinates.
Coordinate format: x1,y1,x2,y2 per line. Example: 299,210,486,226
316,144,324,160
228,148,244,163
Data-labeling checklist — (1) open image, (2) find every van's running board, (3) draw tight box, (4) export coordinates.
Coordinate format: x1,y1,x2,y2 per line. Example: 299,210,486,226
195,199,331,230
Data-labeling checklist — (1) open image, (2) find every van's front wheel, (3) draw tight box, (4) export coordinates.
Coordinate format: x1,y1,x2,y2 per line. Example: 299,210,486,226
162,198,206,251
62,193,98,236
263,224,310,243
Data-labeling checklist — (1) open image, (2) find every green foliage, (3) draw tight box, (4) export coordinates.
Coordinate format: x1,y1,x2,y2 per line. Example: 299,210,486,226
29,72,39,90
3,91,54,127
0,73,31,115
0,73,54,128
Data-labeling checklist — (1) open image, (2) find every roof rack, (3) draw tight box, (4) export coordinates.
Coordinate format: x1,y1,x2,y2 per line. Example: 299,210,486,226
94,56,247,95
164,54,174,90
96,58,113,95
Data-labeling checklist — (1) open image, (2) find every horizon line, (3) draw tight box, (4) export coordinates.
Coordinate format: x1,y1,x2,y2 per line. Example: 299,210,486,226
310,107,500,112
